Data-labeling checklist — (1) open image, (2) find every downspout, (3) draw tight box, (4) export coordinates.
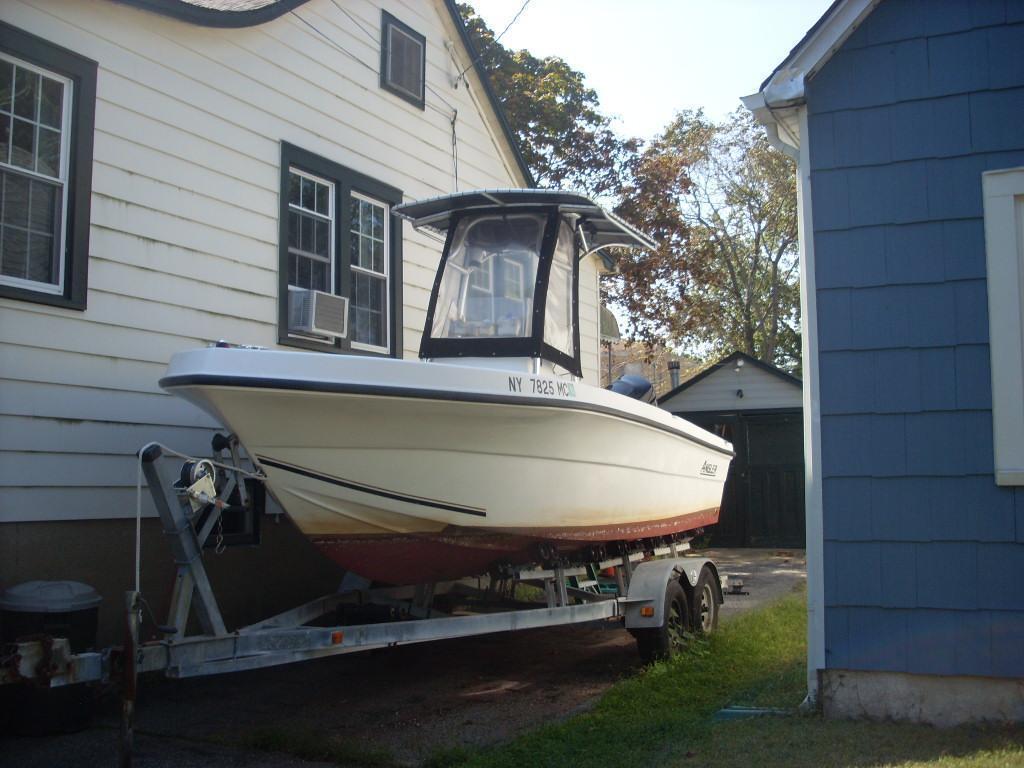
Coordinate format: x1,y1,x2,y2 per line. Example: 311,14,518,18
793,105,825,711
762,117,800,162
742,90,824,710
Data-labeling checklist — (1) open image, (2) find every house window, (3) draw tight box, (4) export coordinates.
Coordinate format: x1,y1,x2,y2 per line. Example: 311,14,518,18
287,169,333,297
468,254,493,295
278,143,402,355
503,258,524,301
380,11,425,109
0,23,96,310
982,167,1024,486
348,193,390,349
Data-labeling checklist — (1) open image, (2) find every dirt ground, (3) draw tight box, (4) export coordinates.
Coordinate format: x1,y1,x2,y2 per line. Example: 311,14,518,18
0,549,806,768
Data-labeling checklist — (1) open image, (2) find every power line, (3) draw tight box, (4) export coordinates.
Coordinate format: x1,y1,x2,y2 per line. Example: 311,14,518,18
291,9,457,116
332,0,377,45
291,10,375,75
290,9,462,191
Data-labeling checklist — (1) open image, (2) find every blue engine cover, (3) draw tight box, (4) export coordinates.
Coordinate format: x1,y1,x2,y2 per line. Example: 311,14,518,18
607,374,655,403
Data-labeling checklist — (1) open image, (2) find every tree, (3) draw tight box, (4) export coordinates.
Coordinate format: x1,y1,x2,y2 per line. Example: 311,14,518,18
458,4,637,197
609,109,800,370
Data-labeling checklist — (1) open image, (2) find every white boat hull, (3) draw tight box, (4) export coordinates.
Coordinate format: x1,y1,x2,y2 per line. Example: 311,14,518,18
162,349,733,583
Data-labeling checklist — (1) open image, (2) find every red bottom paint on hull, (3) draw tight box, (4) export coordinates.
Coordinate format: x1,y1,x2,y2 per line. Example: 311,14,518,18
310,508,720,584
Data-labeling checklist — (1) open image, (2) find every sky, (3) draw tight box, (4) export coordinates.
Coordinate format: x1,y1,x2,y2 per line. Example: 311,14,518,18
468,0,834,140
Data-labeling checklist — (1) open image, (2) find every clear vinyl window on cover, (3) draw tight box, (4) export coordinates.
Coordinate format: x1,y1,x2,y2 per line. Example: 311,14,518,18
543,219,575,356
430,213,544,340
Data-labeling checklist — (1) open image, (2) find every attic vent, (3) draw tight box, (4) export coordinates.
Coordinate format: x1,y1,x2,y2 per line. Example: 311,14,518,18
381,11,425,109
289,289,349,339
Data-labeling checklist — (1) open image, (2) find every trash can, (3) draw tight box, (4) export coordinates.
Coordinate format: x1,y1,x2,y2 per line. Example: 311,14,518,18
0,581,103,736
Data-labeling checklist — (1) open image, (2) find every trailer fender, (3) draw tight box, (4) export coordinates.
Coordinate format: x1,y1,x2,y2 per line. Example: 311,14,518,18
623,557,716,630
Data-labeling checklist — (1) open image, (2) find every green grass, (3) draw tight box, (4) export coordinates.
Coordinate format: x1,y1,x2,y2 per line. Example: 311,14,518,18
447,589,807,768
240,588,1024,768
449,588,1024,768
690,718,1024,768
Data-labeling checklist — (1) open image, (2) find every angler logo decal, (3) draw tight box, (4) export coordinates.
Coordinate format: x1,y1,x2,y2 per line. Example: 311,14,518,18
700,460,718,477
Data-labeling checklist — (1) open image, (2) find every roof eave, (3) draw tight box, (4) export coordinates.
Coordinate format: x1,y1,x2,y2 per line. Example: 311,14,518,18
742,0,881,150
111,0,306,28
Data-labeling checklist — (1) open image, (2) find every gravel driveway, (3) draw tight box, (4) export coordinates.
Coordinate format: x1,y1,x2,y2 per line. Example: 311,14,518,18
0,549,805,768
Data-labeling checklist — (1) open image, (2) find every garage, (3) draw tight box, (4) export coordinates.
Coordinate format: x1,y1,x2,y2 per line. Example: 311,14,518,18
660,352,804,548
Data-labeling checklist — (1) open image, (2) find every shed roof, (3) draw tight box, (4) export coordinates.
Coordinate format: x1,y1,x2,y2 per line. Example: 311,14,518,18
114,0,534,186
660,351,801,402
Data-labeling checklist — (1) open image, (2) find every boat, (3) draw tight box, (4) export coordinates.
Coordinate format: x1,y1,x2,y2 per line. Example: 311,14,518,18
161,189,734,585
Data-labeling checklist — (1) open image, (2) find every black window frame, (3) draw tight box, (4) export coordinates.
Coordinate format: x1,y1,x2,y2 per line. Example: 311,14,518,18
379,11,426,110
419,208,582,377
278,142,403,357
0,22,96,311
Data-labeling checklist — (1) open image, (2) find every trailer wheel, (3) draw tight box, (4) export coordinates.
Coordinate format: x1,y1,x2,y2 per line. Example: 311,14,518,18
692,565,719,634
635,581,689,662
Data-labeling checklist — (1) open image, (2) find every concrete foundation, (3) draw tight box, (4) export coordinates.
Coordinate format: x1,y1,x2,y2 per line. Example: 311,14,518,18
821,668,1024,727
0,514,345,646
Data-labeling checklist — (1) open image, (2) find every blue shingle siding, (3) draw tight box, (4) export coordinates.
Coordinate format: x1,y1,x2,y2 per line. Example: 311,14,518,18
1017,489,1024,543
943,219,988,280
847,607,908,670
889,97,972,162
989,24,1024,86
991,614,1024,676
808,0,1024,678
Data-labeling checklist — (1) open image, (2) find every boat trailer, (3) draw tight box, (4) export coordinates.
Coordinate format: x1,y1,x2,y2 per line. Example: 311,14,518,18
0,440,723,764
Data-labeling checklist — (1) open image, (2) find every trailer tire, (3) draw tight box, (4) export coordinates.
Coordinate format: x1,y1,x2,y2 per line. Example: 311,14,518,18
634,580,689,663
692,565,719,634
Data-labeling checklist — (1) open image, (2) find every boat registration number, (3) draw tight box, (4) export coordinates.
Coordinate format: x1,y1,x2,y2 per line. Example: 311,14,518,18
507,376,576,398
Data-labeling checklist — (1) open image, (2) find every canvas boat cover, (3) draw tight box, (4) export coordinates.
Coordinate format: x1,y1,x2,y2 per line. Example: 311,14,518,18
394,189,656,251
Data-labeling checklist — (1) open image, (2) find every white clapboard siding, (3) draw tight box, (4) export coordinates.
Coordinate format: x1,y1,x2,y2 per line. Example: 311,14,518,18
92,130,279,213
660,363,802,413
93,96,279,190
89,228,279,301
1,380,217,429
89,260,276,323
0,345,168,394
0,415,214,455
0,487,162,522
90,198,281,272
0,0,602,524
2,452,163,487
92,163,279,244
0,308,220,366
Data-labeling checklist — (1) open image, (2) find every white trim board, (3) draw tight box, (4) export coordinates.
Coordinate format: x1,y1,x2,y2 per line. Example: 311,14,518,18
795,105,826,705
982,167,1024,486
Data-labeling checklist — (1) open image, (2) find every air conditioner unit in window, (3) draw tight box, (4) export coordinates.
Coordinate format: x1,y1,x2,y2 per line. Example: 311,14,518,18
289,289,349,339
